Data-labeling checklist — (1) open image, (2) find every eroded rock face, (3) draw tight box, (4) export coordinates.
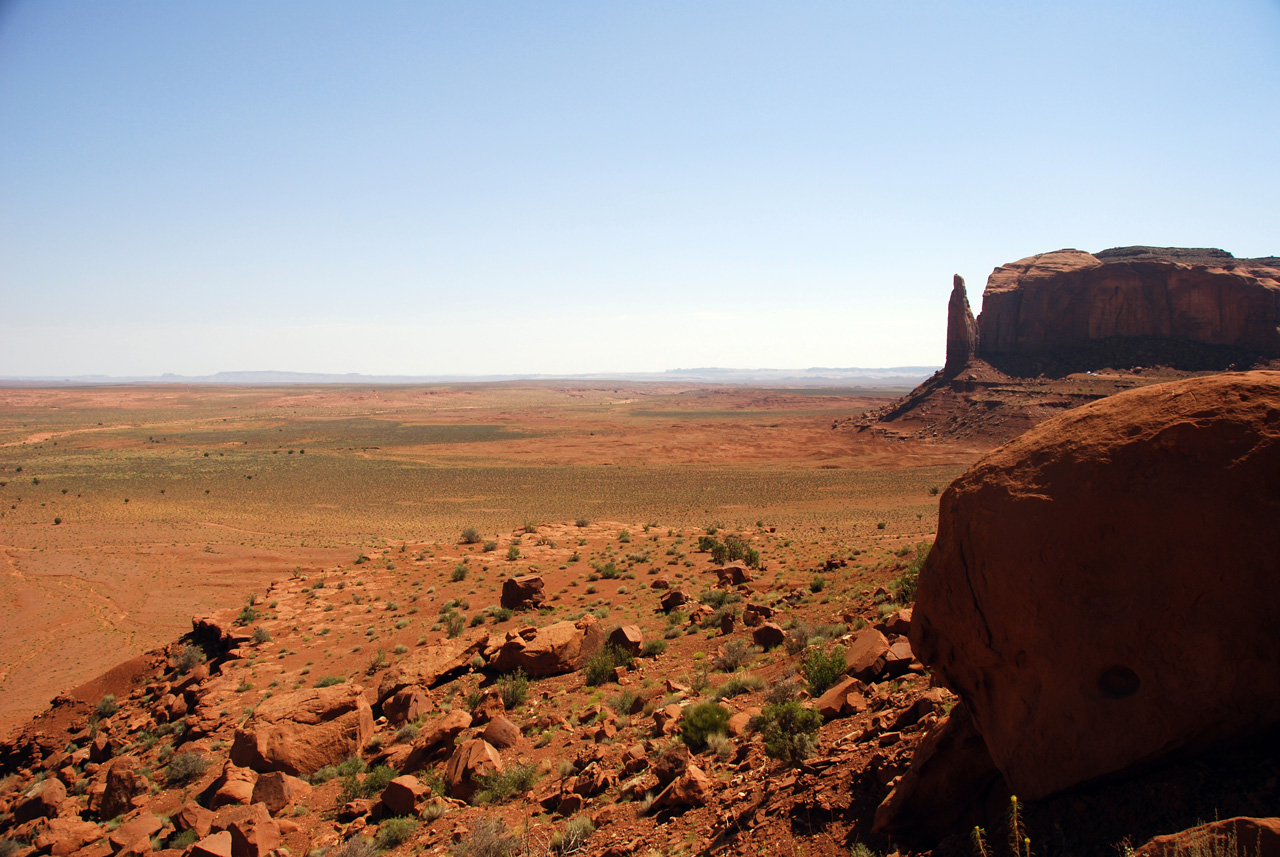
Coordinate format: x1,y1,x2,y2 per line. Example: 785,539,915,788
230,685,374,776
977,249,1280,371
911,371,1280,800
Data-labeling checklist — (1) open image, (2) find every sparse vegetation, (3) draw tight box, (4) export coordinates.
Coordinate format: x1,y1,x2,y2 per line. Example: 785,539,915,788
474,762,539,804
496,669,529,709
802,645,847,695
166,751,210,784
680,701,730,751
460,527,482,545
755,701,823,766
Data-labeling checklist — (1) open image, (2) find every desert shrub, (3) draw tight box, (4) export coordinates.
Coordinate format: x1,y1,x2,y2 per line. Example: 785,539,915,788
96,695,119,718
617,529,631,543
496,669,529,709
252,626,272,644
366,649,389,674
705,730,734,760
550,816,595,853
460,527,481,545
680,701,730,751
608,689,639,715
482,540,497,553
755,701,822,766
582,644,633,686
166,751,209,784
598,562,621,579
893,541,931,605
722,533,747,562
713,639,758,673
709,543,728,564
333,836,378,857
394,723,418,744
505,545,520,561
574,517,590,528
375,816,417,846
699,589,740,610
351,764,397,800
168,829,199,850
474,762,539,804
641,639,668,658
489,606,514,623
809,575,826,594
696,535,717,552
173,643,204,674
743,547,760,568
765,672,803,706
315,675,345,688
802,646,847,695
784,621,813,655
713,673,765,700
450,818,517,857
445,612,465,638
452,564,468,582
236,604,259,626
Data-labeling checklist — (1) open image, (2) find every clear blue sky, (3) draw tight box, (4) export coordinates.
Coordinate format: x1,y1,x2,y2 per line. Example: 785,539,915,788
2,1,1277,377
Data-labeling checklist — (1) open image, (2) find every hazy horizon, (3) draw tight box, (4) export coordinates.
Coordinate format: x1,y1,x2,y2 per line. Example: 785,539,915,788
2,2,1277,378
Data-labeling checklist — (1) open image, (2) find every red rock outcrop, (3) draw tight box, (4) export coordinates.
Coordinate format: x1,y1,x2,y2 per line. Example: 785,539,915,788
229,684,374,776
911,371,1280,800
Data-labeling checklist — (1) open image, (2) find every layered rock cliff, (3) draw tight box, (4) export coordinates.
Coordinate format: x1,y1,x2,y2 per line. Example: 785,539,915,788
853,245,1280,443
973,247,1280,375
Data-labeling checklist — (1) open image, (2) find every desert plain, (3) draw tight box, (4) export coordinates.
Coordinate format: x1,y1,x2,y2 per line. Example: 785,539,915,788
0,381,973,736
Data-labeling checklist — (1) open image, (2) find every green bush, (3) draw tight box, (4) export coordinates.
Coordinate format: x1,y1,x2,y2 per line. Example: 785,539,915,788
450,818,517,857
582,644,633,686
892,541,931,604
451,563,468,582
252,626,272,644
315,675,345,688
641,639,668,658
376,817,418,845
482,540,498,553
235,604,259,626
167,830,199,851
173,643,204,673
96,694,119,718
166,751,210,784
755,701,822,766
496,669,529,709
680,701,730,751
809,575,826,593
460,527,482,545
474,762,539,804
506,545,520,561
550,816,595,853
802,646,847,695
445,612,465,638
713,639,758,673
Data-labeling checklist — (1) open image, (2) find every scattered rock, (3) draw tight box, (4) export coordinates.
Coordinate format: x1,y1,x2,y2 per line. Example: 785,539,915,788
100,757,147,820
607,625,643,657
226,803,279,857
751,623,785,650
445,739,502,802
741,603,774,627
381,687,430,726
189,832,233,857
401,709,472,772
249,772,311,816
491,616,605,678
210,762,258,809
659,590,691,613
500,575,546,611
1134,817,1280,857
844,628,890,682
13,777,66,823
380,775,430,817
229,684,374,776
714,563,753,587
480,716,525,751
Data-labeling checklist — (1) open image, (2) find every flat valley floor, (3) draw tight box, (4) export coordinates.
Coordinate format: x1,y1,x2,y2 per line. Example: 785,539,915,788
0,382,983,735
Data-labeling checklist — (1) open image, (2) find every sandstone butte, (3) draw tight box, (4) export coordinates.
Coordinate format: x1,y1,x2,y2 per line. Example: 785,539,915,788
859,244,1280,442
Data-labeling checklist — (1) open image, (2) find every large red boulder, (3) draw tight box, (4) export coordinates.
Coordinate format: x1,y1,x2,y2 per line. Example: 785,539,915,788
230,684,374,776
490,616,604,678
500,575,546,610
911,372,1280,801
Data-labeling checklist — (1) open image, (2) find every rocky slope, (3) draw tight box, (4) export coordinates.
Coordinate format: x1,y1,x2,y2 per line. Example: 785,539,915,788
854,245,1280,443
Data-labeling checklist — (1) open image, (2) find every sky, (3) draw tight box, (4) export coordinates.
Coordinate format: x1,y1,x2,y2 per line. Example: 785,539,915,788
1,1,1278,378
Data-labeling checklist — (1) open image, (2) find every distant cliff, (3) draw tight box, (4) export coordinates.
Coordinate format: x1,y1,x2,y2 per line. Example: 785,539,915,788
853,245,1280,444
967,246,1280,376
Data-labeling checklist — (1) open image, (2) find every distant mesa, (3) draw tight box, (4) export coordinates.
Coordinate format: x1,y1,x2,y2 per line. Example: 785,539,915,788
855,245,1280,443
